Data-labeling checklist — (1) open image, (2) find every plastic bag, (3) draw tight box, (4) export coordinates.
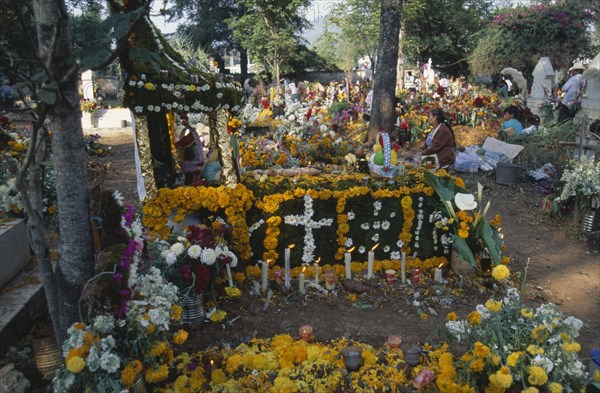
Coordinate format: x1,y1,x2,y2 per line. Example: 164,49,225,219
454,151,479,173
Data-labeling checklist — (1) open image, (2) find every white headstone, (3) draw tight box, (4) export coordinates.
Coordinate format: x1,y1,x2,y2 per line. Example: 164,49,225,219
81,70,94,101
527,57,556,123
0,219,31,288
581,52,600,120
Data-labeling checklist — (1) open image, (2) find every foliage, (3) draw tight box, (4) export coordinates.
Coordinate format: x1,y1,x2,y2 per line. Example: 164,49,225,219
470,1,598,76
424,172,503,266
446,266,588,390
401,0,494,76
84,133,111,157
167,33,212,72
227,0,309,84
556,156,600,211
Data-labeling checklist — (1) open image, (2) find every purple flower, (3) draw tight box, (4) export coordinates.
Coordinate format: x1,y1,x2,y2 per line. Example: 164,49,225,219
113,272,123,284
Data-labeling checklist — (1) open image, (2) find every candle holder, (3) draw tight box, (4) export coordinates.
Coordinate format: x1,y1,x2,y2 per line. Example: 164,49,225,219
340,345,363,372
273,269,284,284
324,270,336,290
201,352,223,379
160,69,169,79
385,269,397,285
299,325,313,341
387,335,402,349
410,268,421,284
404,345,422,367
190,74,199,84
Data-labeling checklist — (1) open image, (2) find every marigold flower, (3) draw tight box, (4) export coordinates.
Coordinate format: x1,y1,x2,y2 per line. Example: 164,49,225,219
447,312,457,321
173,329,189,345
467,311,481,325
209,309,227,323
489,366,513,388
66,356,86,373
562,341,581,352
145,364,169,383
492,265,510,281
469,357,485,372
485,299,503,312
527,365,548,386
548,382,563,393
520,308,533,318
473,341,490,358
507,351,522,367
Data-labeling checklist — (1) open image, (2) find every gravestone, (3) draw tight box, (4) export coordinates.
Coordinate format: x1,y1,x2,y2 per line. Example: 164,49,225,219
528,57,556,124
0,219,31,288
81,70,95,128
581,52,600,120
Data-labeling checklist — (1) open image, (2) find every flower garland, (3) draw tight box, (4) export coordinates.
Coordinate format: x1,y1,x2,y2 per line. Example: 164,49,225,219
142,184,254,260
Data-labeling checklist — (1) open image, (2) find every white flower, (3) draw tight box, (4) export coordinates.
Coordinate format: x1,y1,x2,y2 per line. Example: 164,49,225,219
188,245,202,259
170,242,185,256
162,250,177,265
112,190,124,206
347,212,355,220
345,238,354,248
202,248,217,265
320,124,328,132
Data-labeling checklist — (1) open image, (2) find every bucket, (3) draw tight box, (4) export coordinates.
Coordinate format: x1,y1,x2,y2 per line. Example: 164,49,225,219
180,293,205,324
496,163,521,185
581,210,599,233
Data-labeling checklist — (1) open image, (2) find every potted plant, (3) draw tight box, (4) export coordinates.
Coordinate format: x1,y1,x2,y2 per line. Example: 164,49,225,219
424,171,504,269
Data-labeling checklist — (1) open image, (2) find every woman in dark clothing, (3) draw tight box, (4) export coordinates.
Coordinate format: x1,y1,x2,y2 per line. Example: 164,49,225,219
422,108,455,168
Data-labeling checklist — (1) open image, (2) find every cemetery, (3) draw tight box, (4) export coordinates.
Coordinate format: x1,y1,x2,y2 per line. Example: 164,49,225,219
0,0,599,392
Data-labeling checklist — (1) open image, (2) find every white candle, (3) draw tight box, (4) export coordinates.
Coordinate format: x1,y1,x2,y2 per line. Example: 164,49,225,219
434,267,443,283
299,268,306,294
261,261,269,291
401,252,406,284
314,258,320,284
344,252,352,279
226,264,234,287
367,251,375,279
284,245,294,288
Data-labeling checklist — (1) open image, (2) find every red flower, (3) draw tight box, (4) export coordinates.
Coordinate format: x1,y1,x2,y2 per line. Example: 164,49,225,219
188,225,216,248
194,264,211,293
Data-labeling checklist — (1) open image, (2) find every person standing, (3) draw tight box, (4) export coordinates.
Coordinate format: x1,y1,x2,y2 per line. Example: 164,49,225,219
558,62,586,122
422,108,455,168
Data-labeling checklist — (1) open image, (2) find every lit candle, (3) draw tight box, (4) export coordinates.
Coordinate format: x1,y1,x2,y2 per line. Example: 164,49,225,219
299,266,306,294
299,325,313,341
284,244,294,288
401,251,406,284
344,246,355,280
226,264,234,287
324,270,336,290
314,257,321,284
434,266,443,283
367,243,379,279
261,260,269,291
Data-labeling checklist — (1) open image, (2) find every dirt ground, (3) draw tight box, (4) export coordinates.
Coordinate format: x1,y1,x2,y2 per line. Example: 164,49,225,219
89,131,599,362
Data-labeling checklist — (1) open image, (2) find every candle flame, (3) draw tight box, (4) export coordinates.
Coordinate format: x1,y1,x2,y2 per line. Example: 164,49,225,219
315,257,321,264
302,266,307,273
371,243,380,252
347,246,356,253
288,244,295,249
210,359,214,366
438,262,445,269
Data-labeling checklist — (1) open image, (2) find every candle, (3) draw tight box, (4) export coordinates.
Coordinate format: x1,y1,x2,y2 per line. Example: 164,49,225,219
284,244,294,288
367,243,379,279
344,246,355,279
226,264,234,287
261,260,269,291
387,335,403,349
314,257,321,284
385,269,397,285
401,251,406,284
299,325,313,341
299,266,306,294
434,267,443,283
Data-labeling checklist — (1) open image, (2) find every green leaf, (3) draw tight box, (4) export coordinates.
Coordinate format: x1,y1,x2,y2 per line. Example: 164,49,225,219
423,171,457,203
477,220,502,265
450,234,476,267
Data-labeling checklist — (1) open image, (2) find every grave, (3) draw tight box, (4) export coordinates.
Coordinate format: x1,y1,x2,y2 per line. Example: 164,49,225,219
581,52,600,121
0,219,30,288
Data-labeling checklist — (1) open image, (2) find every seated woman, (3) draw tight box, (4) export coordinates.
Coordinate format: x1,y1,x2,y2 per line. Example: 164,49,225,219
500,105,523,137
422,108,456,168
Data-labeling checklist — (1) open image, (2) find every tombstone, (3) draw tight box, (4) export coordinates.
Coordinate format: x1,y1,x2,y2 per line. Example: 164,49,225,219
528,57,556,124
0,219,31,288
81,70,94,101
581,52,600,120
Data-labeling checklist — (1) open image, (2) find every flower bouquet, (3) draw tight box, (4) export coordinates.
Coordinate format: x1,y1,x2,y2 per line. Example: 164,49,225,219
53,206,188,392
445,265,588,390
424,171,503,267
555,156,600,213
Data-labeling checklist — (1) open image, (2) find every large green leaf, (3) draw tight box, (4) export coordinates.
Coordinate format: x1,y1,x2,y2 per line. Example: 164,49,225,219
477,220,502,265
424,171,457,203
450,234,476,267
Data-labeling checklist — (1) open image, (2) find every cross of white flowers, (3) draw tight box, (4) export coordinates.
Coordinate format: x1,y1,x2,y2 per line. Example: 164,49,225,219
284,194,334,263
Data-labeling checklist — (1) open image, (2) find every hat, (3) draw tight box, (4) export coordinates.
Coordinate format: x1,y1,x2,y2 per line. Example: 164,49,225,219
569,62,586,72
454,193,478,211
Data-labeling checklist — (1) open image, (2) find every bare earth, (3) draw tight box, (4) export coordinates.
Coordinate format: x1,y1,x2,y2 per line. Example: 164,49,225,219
89,131,599,359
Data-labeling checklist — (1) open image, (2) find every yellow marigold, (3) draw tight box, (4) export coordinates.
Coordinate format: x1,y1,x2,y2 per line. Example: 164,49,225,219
520,308,533,318
246,265,261,279
211,368,228,384
522,388,539,393
144,82,155,90
562,341,581,353
527,365,548,386
225,286,241,298
489,366,513,388
447,312,458,321
507,352,522,367
401,195,413,208
233,272,246,283
531,325,549,343
209,309,227,323
526,345,544,355
455,177,465,189
473,341,490,358
500,256,510,265
189,84,196,92
492,265,510,281
151,342,168,357
145,364,169,383
470,357,485,372
66,356,86,373
120,363,138,387
421,313,428,320
273,376,296,393
171,304,182,321
173,329,189,345
485,299,503,313
548,382,563,393
467,311,481,325
146,324,156,335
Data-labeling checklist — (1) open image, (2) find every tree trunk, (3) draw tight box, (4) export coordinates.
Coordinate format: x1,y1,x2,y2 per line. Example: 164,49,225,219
32,0,95,345
368,0,402,143
239,48,248,83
